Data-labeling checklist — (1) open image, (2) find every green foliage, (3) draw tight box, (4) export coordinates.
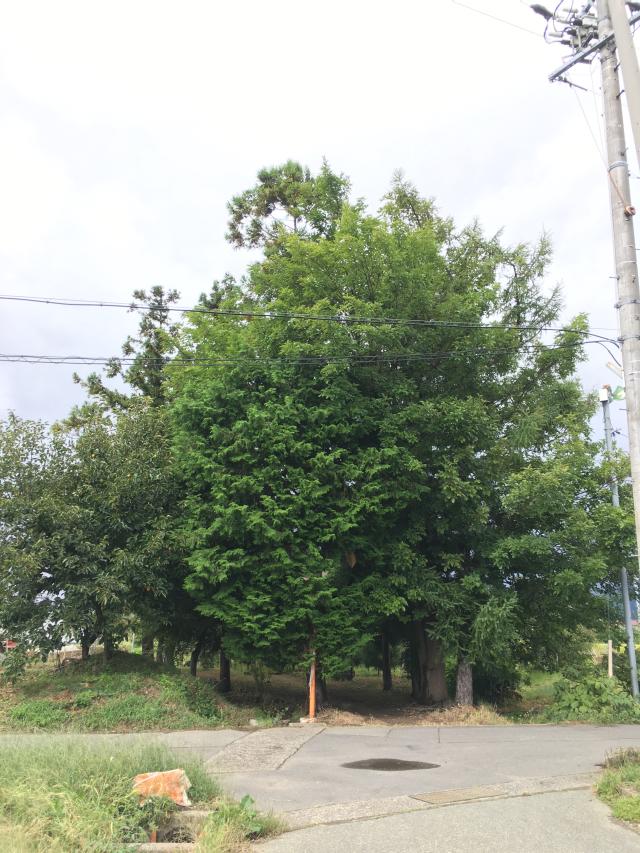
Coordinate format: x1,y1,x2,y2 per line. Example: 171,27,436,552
172,166,613,692
0,741,217,852
70,690,96,709
543,666,640,723
158,673,223,720
0,648,31,685
0,402,193,662
2,164,631,709
226,160,350,249
71,285,181,411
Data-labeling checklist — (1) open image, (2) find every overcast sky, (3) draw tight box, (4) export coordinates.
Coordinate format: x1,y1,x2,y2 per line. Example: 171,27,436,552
0,0,634,437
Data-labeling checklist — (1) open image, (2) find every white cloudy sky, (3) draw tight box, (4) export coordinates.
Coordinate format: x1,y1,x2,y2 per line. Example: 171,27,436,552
0,0,634,437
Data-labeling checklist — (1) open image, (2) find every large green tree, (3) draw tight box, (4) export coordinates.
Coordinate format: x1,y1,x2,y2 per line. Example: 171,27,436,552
70,286,214,666
0,404,181,659
171,165,617,703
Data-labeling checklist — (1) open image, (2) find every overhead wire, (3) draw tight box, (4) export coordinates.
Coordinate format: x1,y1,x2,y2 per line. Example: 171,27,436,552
450,0,541,37
0,338,613,368
0,294,619,343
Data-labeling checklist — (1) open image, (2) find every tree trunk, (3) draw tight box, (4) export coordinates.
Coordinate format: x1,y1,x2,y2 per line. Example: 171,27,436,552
141,633,154,658
155,641,164,664
455,657,474,705
410,620,429,703
425,637,448,704
219,649,231,693
317,677,328,706
190,641,203,678
81,635,91,661
315,663,328,707
103,634,114,661
381,632,393,691
163,641,176,667
410,620,448,705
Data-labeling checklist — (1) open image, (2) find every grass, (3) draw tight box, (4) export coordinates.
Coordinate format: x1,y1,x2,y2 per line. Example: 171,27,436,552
597,748,640,826
195,796,284,852
0,740,220,852
0,652,267,733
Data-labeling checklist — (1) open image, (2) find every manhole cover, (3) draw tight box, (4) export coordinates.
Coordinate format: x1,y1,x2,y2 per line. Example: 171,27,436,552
342,758,439,771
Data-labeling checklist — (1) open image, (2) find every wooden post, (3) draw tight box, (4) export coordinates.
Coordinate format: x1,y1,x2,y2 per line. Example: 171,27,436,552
308,655,317,720
608,639,614,678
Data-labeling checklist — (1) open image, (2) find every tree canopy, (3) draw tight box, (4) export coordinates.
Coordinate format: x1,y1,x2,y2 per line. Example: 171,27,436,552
1,162,633,706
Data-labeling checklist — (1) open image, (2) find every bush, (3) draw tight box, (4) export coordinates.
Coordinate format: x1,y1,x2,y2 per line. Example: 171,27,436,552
0,648,30,685
70,690,96,709
543,666,640,723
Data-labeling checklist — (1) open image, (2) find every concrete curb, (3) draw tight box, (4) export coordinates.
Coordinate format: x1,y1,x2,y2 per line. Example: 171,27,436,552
283,771,599,830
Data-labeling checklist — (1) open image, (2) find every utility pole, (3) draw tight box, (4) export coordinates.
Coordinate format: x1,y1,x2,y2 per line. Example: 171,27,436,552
610,0,640,168
597,1,640,694
600,386,640,696
537,0,640,695
596,0,640,568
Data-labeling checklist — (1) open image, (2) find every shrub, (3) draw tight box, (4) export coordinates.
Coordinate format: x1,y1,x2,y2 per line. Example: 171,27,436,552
0,648,30,685
70,690,96,709
183,679,223,720
543,666,640,723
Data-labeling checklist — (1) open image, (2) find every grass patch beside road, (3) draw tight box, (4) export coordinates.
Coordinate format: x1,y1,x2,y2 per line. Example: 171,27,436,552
0,741,218,851
0,741,281,852
597,749,640,826
0,652,259,732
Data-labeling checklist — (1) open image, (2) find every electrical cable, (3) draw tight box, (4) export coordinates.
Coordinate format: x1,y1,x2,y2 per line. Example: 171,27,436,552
0,294,620,344
573,86,607,162
0,338,609,368
450,0,541,36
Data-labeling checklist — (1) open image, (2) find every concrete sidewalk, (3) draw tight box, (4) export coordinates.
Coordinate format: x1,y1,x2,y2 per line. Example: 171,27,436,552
259,788,640,853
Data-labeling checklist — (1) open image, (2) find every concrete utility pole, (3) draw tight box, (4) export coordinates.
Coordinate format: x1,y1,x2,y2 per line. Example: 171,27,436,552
600,386,640,696
610,0,640,169
597,2,640,681
541,1,640,695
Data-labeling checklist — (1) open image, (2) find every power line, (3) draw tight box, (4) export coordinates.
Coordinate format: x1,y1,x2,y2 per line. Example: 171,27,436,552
450,0,541,36
0,294,619,342
0,338,610,367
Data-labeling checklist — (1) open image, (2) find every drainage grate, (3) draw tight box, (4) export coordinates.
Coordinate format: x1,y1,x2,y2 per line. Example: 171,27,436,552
342,758,439,771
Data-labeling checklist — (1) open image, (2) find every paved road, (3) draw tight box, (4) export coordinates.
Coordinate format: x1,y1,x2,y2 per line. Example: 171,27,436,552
3,724,640,851
208,723,640,812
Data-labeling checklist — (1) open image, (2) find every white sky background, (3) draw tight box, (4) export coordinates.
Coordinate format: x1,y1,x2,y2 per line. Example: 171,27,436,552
0,0,633,438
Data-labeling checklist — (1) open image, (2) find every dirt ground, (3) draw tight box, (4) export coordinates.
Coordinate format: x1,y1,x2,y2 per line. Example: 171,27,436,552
198,668,507,726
